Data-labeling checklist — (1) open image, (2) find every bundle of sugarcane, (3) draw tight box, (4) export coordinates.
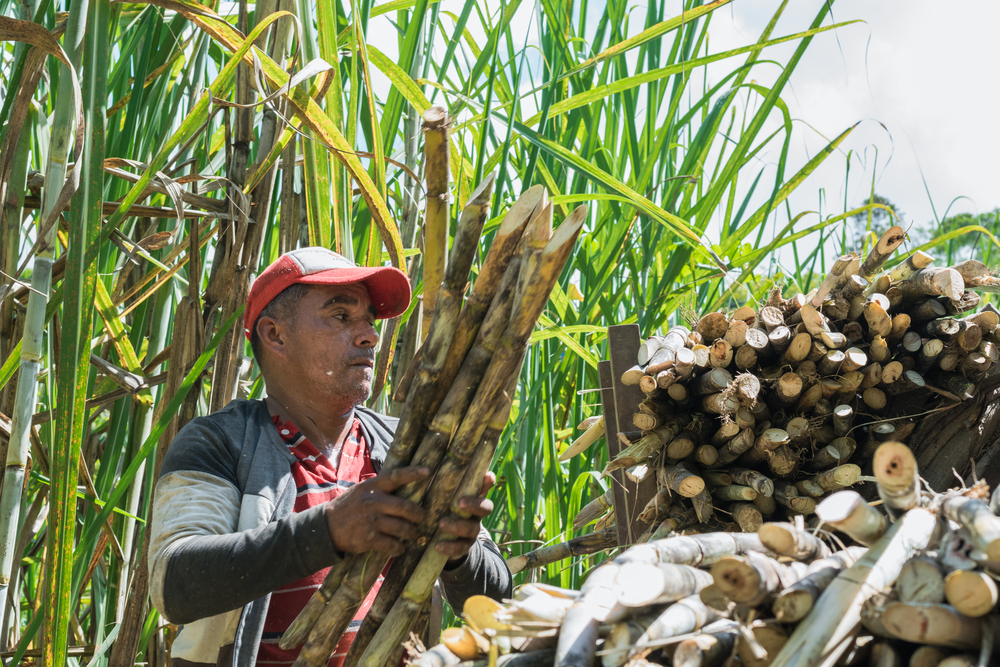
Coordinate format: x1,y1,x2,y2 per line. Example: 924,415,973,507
414,443,1000,667
276,126,588,664
549,226,1000,558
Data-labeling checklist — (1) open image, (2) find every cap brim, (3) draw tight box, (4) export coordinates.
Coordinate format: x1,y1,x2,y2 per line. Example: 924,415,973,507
297,265,411,319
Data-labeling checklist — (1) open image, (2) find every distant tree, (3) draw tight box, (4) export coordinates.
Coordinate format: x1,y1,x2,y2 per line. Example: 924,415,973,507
849,195,905,249
915,208,1000,261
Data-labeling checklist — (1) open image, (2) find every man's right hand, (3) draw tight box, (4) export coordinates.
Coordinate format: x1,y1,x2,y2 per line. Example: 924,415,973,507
325,466,430,556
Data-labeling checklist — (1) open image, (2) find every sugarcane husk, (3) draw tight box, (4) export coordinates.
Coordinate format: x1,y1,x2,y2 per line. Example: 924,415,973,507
507,527,618,575
815,491,888,546
872,442,920,518
881,602,983,650
420,107,450,338
673,628,738,667
758,522,832,561
769,508,937,667
613,561,714,607
942,495,1000,565
624,595,721,663
944,569,999,618
771,547,866,623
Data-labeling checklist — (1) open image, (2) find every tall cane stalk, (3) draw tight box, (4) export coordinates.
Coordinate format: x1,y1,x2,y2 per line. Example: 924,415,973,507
0,2,88,644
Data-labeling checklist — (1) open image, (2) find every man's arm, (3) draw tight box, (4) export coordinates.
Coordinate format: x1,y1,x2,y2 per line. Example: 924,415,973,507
148,439,341,625
438,526,513,614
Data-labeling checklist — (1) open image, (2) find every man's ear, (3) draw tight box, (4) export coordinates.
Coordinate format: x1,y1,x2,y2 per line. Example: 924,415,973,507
256,316,289,362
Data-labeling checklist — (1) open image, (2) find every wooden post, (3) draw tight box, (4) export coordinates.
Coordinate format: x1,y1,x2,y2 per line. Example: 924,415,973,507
603,325,658,546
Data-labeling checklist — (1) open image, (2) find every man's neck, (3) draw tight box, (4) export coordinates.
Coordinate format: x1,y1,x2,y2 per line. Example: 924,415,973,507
264,393,355,463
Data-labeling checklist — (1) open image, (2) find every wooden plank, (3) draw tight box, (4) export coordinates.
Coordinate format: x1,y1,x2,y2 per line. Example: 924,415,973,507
598,360,630,547
607,324,657,546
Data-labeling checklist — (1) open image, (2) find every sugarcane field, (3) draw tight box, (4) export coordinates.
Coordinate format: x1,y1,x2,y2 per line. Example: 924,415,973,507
5,0,1000,666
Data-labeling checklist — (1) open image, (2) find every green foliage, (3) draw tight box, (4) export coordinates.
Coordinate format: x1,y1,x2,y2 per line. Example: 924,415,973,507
3,0,993,660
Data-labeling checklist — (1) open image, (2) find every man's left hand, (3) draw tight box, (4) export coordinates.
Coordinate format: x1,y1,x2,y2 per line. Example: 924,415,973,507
436,472,496,563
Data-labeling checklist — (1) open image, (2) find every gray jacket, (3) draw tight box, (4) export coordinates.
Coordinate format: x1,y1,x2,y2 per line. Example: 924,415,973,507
148,399,512,666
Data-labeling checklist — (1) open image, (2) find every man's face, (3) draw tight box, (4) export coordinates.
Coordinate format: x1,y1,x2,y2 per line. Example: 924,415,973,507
264,282,379,412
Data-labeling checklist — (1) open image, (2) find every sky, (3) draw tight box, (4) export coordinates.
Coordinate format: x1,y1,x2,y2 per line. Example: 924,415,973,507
707,0,1000,231
366,0,1000,255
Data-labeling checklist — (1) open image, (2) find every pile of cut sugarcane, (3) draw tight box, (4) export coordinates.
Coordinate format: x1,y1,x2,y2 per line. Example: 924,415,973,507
550,226,1000,552
412,442,1000,667
277,108,588,667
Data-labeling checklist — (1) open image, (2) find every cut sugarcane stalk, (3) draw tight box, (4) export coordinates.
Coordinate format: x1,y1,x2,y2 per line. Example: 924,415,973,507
558,416,605,461
768,508,937,667
902,268,965,301
758,522,832,561
601,612,661,667
658,465,706,498
887,251,934,282
944,569,999,617
420,106,450,339
573,488,613,529
872,442,920,518
672,627,738,667
859,226,906,281
881,602,983,650
771,547,866,622
895,556,946,604
942,495,1000,565
613,561,714,607
711,552,809,607
815,491,888,546
625,595,720,663
507,527,619,575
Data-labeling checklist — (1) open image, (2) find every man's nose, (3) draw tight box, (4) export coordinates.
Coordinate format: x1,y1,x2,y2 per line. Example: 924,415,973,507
356,322,379,348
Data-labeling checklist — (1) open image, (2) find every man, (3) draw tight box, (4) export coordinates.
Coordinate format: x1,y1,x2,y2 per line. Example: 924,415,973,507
148,247,513,667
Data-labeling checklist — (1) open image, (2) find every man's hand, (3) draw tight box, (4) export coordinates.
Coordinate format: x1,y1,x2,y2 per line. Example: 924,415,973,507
436,471,497,563
325,466,429,557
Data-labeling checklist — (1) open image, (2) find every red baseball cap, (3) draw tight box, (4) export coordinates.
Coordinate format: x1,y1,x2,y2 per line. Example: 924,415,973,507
244,247,411,339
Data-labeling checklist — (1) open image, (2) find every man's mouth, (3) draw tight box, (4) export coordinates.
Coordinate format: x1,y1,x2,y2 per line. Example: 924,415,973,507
351,359,375,368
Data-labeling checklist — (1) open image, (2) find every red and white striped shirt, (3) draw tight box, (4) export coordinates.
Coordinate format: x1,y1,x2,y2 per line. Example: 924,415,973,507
256,415,387,666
